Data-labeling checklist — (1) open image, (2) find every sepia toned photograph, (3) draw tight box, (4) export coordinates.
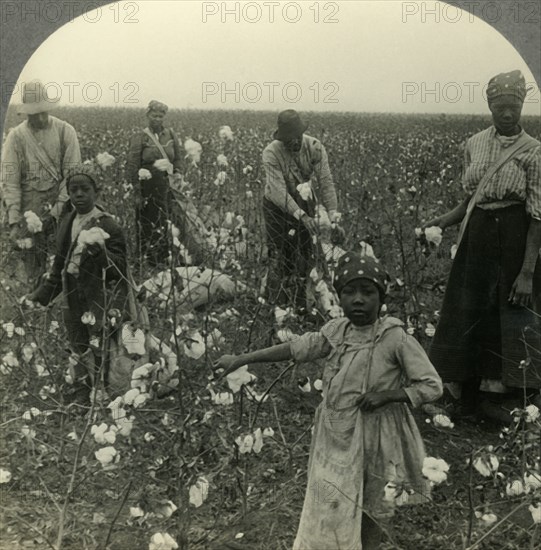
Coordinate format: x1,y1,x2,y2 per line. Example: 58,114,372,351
0,1,540,548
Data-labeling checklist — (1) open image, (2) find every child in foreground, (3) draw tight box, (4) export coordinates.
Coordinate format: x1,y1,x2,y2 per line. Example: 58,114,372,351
214,252,443,549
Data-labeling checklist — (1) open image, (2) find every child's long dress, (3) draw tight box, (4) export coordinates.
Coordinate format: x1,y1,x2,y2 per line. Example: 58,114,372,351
290,316,442,550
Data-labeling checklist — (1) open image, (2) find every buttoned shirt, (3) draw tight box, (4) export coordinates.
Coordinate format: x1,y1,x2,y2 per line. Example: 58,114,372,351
262,134,338,220
462,126,541,220
1,116,81,225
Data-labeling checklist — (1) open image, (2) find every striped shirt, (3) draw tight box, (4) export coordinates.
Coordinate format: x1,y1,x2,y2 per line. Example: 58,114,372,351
462,126,541,220
262,134,337,220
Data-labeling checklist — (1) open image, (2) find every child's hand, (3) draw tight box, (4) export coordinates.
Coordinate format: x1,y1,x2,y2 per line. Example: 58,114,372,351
357,392,390,412
212,355,240,378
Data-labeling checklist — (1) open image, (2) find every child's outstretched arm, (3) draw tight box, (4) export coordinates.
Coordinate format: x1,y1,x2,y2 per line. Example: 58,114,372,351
213,343,293,377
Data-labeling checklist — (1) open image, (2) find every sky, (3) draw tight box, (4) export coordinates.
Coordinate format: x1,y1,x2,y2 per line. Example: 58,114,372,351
12,0,541,115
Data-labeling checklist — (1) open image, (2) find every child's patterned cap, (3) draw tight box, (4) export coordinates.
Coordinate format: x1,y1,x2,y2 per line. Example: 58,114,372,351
66,162,99,189
333,251,390,296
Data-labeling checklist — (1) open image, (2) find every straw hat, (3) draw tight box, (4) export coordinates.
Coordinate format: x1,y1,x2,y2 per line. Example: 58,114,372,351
17,80,59,115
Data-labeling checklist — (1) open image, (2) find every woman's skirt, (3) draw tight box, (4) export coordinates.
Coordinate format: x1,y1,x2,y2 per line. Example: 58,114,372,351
137,172,171,267
429,204,541,389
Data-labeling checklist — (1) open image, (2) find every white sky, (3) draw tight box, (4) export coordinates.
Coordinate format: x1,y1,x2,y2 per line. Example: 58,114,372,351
12,0,541,114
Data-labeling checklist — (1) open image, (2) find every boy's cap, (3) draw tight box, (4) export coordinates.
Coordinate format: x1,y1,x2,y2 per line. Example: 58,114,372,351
66,162,99,189
333,251,390,296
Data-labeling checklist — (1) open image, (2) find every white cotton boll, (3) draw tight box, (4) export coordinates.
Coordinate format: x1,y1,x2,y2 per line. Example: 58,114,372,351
121,325,146,356
133,392,150,409
217,154,228,167
242,165,253,175
425,323,436,337
298,377,311,393
0,468,12,484
524,471,541,493
153,159,173,173
80,311,96,325
78,227,110,246
130,506,145,518
214,171,227,186
23,210,43,233
184,139,202,166
115,414,134,437
2,323,15,338
236,434,254,454
16,237,34,250
218,125,234,141
313,379,323,392
480,513,498,525
414,227,423,238
149,532,179,550
383,482,400,502
424,226,443,246
252,428,264,454
123,388,141,406
359,241,377,260
95,446,118,466
155,500,177,519
96,152,115,169
189,477,209,508
183,332,205,359
263,427,275,438
529,503,541,524
138,168,152,180
226,365,255,393
422,457,450,485
211,391,234,406
525,404,540,423
473,454,499,477
506,479,525,496
432,414,454,429
296,181,312,201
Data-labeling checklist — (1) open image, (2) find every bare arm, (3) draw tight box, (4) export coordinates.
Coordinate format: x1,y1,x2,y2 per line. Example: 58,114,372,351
425,195,471,229
213,343,293,377
509,218,541,307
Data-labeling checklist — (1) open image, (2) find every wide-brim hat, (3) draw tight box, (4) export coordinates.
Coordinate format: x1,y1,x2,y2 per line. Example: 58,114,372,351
17,80,59,115
274,109,308,141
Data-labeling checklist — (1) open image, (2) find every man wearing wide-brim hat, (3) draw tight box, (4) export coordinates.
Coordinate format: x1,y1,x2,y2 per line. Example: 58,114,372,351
262,109,341,312
1,79,81,285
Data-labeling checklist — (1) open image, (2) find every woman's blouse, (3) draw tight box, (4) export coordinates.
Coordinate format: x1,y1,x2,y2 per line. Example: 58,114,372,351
462,127,541,220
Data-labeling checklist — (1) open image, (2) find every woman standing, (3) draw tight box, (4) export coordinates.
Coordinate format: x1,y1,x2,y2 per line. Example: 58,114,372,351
427,70,541,418
126,100,183,267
